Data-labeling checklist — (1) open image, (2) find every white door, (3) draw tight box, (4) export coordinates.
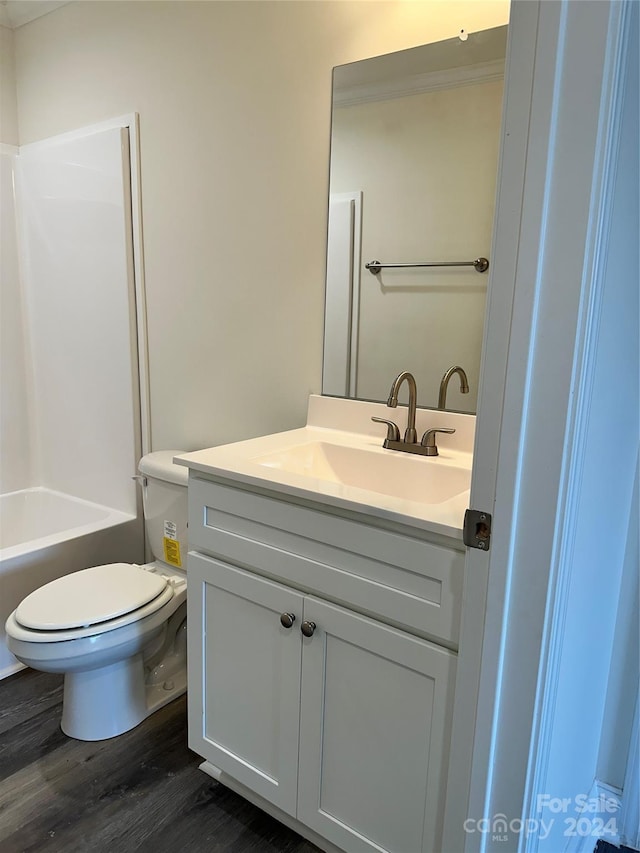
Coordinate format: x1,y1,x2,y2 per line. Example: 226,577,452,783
297,596,456,853
442,2,636,851
187,554,303,817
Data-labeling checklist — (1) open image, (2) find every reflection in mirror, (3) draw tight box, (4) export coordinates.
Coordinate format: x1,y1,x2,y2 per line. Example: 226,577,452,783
322,26,507,413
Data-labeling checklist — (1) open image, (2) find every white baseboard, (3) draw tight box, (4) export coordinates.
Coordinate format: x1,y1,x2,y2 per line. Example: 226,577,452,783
563,780,622,853
619,694,640,850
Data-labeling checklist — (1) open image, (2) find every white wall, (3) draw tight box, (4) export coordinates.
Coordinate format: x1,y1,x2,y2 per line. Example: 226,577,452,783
11,0,510,452
330,80,503,410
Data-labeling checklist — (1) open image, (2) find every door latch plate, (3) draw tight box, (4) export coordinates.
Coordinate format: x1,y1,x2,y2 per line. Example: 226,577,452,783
463,509,492,551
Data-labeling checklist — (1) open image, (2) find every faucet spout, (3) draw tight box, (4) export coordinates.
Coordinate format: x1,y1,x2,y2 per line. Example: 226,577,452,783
438,365,469,410
387,371,418,443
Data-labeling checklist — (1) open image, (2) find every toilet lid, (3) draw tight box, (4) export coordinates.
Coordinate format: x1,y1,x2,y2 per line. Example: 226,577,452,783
15,564,168,631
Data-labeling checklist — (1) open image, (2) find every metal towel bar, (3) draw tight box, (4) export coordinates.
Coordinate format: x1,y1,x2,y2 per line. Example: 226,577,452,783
365,257,489,275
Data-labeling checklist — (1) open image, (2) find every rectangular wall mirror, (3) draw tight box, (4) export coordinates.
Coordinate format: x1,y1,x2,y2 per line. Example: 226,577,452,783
322,26,507,413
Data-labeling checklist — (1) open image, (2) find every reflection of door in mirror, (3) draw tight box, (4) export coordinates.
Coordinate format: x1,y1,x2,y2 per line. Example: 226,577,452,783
322,27,507,413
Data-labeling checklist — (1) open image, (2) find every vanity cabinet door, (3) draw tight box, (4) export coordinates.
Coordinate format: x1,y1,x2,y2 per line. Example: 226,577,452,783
187,553,303,817
297,597,456,853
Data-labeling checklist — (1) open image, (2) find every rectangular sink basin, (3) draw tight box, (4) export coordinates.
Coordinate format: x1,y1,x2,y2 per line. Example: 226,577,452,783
252,441,470,505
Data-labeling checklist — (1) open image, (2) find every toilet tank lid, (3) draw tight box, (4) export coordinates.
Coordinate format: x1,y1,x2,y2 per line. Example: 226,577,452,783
138,451,189,486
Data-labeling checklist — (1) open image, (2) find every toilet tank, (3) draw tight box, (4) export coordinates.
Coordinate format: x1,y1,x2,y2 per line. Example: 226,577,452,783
138,451,189,571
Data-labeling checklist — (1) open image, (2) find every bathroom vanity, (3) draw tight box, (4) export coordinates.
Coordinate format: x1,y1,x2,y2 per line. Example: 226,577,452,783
176,396,474,853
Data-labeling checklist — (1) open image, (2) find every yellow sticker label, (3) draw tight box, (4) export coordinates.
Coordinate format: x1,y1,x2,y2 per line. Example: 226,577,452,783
163,537,182,568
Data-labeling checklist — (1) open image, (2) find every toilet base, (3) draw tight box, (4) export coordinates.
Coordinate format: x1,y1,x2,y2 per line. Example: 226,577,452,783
62,653,147,740
61,652,187,741
146,666,188,717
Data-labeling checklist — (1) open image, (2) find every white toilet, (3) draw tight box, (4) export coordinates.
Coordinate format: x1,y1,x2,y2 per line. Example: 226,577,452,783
5,451,189,742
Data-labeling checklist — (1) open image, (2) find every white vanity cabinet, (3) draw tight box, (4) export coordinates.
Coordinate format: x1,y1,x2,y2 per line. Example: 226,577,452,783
187,473,463,853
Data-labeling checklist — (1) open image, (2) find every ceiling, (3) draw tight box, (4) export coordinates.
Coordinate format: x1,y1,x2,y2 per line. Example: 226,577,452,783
0,1,70,29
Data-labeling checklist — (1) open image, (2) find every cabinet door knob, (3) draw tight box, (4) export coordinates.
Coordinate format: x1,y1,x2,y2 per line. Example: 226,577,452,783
301,620,316,638
280,612,296,629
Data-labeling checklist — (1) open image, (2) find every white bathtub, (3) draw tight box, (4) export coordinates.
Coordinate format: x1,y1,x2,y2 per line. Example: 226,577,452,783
0,488,143,679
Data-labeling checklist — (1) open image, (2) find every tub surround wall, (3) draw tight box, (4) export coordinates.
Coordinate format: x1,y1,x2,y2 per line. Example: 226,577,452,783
0,147,32,493
0,25,18,144
1,28,29,491
17,127,140,513
2,125,142,509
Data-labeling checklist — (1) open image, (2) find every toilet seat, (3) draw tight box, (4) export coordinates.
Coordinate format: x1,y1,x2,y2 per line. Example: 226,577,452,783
10,564,177,643
17,564,168,631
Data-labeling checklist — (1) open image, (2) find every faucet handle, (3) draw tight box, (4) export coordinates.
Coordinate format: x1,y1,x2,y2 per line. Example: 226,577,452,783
372,417,400,442
420,427,455,456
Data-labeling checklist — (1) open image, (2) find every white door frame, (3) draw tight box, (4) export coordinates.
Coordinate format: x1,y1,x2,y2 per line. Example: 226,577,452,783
442,2,635,850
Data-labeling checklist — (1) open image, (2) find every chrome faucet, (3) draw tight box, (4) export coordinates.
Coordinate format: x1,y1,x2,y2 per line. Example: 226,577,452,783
438,365,469,410
372,371,456,456
387,371,418,443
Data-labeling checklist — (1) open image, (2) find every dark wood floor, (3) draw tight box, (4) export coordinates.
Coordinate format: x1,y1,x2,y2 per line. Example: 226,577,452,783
0,668,320,853
595,843,639,853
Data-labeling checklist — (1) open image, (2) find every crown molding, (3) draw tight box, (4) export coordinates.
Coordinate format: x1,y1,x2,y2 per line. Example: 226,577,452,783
334,58,505,108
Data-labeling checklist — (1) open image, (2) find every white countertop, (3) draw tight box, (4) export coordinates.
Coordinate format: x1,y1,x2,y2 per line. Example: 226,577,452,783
175,396,475,541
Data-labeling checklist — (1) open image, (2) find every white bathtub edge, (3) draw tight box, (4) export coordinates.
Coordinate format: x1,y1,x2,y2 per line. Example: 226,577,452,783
0,660,26,680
